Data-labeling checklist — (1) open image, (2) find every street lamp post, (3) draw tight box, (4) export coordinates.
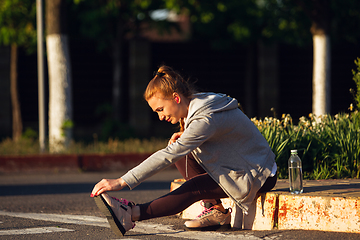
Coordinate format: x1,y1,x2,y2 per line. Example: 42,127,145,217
36,0,45,153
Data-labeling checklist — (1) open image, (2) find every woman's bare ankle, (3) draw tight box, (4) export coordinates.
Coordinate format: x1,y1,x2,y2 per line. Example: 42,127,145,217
131,205,140,221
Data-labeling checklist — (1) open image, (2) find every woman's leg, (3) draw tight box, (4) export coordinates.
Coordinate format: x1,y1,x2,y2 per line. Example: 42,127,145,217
175,154,206,180
258,173,278,193
137,173,228,221
175,154,222,207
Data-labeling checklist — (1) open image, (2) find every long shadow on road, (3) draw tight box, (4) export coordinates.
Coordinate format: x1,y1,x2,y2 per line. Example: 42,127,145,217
0,181,171,196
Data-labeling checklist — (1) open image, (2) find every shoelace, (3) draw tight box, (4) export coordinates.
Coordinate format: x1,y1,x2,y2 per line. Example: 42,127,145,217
111,197,135,207
196,206,216,218
111,196,136,229
196,202,232,219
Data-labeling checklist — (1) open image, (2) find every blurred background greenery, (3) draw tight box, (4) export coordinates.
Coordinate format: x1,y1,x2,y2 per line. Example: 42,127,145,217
0,0,359,179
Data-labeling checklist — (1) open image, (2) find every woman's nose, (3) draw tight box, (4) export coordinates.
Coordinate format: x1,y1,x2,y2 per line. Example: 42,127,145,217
158,113,165,121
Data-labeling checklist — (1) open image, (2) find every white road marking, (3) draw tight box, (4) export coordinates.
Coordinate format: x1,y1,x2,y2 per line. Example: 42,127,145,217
0,227,74,236
0,210,108,228
113,239,141,240
0,210,265,239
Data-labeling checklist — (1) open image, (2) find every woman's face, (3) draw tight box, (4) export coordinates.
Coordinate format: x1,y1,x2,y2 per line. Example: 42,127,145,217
147,92,187,124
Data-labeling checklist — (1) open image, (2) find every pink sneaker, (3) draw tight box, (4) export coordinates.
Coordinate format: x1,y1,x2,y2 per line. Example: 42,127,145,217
94,193,135,236
184,206,231,231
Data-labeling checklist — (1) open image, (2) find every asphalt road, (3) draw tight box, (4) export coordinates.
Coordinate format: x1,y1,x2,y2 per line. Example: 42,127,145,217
0,169,359,240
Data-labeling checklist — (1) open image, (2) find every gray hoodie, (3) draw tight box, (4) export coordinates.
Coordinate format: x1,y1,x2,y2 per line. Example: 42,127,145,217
121,92,275,212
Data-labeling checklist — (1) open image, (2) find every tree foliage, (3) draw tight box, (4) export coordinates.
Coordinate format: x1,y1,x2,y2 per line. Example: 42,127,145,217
166,0,360,49
329,0,360,44
0,0,37,51
72,0,170,51
164,0,312,49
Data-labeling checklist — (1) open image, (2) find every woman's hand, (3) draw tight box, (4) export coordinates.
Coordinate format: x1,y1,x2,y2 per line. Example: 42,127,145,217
168,132,183,145
90,177,128,197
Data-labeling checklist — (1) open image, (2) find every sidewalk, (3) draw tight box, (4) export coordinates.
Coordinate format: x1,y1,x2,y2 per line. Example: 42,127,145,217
0,153,151,173
172,178,360,233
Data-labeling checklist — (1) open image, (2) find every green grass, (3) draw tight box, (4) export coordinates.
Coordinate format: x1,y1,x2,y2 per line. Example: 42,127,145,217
0,137,168,155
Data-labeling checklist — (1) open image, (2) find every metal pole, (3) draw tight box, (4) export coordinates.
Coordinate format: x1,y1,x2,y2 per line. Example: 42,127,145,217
36,0,46,152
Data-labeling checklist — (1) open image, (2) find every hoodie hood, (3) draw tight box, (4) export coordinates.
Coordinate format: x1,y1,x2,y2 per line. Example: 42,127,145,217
186,92,239,120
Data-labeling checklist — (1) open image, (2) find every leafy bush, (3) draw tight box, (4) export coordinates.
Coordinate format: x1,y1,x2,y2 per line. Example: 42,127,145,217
351,57,360,110
251,58,360,180
252,112,360,180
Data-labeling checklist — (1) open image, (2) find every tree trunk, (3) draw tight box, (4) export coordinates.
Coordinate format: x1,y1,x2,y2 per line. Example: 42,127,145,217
46,0,72,152
312,33,331,116
10,43,22,142
306,0,331,116
295,0,331,116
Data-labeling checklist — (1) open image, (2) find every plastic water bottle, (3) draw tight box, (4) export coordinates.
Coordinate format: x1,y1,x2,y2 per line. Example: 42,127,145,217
288,149,303,194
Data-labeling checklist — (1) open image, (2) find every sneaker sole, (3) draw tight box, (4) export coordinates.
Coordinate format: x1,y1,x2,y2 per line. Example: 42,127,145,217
94,194,126,236
184,223,231,231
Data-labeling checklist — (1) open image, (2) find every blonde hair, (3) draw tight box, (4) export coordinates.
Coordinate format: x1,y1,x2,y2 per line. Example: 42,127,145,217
144,65,196,131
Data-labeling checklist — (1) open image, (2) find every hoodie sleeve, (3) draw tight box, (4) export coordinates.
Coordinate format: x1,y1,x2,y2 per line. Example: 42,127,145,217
121,116,217,189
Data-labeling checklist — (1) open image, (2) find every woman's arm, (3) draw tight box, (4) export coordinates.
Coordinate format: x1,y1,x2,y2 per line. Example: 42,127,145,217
122,117,217,190
168,132,183,145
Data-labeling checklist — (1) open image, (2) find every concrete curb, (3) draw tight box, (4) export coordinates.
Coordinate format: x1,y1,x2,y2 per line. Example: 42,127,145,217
278,193,360,232
0,153,151,173
171,179,360,233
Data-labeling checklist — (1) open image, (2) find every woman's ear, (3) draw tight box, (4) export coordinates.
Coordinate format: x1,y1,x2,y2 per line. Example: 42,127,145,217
173,93,180,104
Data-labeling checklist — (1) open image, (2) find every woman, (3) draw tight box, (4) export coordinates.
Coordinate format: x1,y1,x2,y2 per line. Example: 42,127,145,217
91,65,277,236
